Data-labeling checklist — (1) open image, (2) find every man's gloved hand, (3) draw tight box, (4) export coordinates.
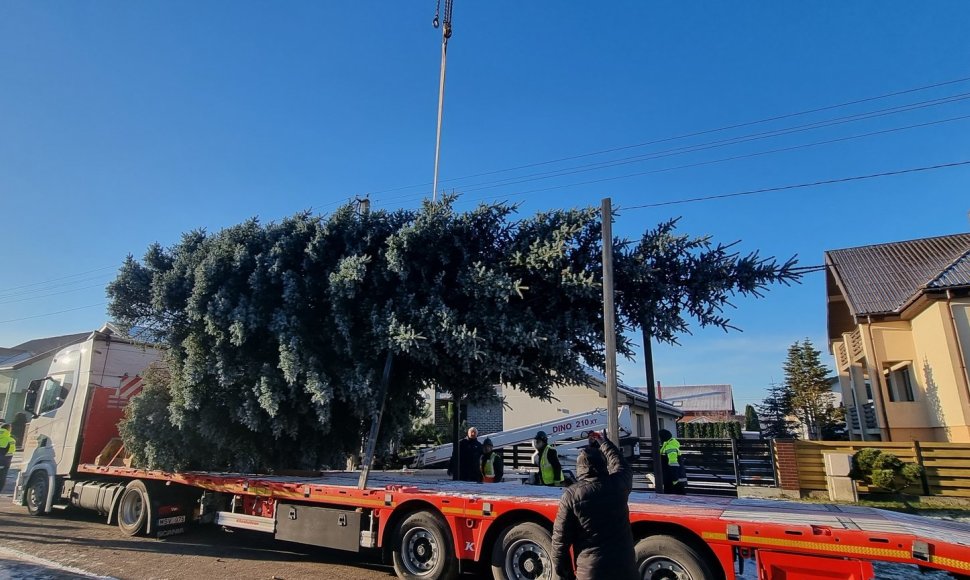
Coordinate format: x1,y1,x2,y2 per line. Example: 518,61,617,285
587,430,603,448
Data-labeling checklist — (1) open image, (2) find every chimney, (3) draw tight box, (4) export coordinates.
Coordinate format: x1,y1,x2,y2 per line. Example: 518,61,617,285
657,380,662,400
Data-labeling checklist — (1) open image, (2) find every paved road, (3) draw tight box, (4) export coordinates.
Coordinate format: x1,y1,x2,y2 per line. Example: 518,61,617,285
0,460,399,580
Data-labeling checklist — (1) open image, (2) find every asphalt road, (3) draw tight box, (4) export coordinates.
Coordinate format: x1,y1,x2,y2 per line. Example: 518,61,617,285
0,461,400,580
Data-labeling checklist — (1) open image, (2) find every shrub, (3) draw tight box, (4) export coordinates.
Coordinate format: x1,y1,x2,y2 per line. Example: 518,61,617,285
849,448,923,494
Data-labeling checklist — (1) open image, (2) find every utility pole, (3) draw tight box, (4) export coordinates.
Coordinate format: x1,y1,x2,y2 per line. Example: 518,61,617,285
431,0,455,203
601,198,619,443
641,324,664,492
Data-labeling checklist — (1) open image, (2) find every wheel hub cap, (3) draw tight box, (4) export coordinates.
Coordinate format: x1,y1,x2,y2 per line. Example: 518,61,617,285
643,557,691,580
403,528,438,575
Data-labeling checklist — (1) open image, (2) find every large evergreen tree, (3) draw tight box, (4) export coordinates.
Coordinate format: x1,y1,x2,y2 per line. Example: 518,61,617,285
109,199,803,472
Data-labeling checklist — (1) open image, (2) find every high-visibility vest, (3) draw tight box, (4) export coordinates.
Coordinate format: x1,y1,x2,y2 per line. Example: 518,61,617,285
0,429,15,456
483,453,498,483
537,446,563,485
660,437,688,486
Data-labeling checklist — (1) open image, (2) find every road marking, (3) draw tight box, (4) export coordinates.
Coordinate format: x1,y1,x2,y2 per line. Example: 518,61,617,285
0,545,117,579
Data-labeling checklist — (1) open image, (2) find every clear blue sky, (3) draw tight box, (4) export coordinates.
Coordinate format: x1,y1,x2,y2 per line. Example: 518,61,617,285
2,2,969,411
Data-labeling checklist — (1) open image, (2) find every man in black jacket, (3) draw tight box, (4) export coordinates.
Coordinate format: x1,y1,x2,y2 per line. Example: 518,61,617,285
449,427,484,482
551,432,637,580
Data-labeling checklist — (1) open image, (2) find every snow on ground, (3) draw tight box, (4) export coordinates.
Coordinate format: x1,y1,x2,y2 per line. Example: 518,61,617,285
0,547,115,580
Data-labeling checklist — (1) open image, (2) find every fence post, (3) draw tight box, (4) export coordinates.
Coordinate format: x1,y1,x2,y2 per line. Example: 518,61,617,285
730,437,742,487
912,440,931,496
772,439,801,493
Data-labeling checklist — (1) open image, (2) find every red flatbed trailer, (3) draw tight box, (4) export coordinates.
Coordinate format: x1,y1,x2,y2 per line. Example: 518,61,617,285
16,334,970,579
76,462,970,580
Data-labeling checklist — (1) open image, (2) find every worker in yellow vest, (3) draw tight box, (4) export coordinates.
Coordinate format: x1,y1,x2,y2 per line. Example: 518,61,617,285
480,438,504,483
0,423,16,493
659,429,687,494
532,430,564,486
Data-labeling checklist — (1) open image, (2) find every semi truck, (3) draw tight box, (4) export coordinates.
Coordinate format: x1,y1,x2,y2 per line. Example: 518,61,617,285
14,328,970,579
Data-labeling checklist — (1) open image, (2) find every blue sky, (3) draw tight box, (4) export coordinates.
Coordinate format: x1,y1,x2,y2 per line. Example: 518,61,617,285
2,2,969,411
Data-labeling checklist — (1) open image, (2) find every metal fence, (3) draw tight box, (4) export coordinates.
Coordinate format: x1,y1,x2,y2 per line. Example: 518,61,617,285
502,437,776,496
631,438,776,496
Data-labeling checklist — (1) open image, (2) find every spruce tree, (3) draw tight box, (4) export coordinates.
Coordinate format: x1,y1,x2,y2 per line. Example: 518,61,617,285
758,382,797,439
109,198,804,471
785,340,843,440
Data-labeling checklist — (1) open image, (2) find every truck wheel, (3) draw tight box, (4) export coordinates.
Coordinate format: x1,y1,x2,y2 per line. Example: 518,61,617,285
25,473,49,516
391,510,458,580
118,480,150,536
635,535,717,580
490,522,554,580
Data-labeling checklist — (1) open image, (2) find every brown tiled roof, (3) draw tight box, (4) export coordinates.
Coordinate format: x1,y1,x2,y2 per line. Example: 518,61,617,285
825,233,970,316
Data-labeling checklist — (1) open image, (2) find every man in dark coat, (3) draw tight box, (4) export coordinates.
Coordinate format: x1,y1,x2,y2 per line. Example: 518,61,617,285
449,427,484,482
551,432,637,580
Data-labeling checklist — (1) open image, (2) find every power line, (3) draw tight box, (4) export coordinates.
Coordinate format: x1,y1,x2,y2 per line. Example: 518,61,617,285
364,74,970,197
0,265,117,294
428,92,970,197
619,159,970,211
455,112,970,205
0,272,115,300
0,283,109,306
0,303,107,325
372,91,970,208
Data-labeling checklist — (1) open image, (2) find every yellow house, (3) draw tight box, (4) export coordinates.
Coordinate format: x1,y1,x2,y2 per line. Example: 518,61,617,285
825,233,970,442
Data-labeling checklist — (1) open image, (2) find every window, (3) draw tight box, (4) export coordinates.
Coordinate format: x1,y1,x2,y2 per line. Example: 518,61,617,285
884,363,916,403
37,373,73,415
636,413,645,437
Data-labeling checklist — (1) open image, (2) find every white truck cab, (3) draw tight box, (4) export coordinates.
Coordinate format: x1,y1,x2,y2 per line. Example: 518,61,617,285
15,328,161,515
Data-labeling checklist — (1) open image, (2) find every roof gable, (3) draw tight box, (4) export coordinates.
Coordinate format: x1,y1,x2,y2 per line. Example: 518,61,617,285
825,233,970,317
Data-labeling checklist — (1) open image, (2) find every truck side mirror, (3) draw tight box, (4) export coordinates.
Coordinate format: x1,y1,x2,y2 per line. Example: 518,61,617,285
24,378,43,418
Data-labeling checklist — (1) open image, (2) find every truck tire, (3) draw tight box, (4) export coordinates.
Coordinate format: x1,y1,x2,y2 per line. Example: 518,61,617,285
117,480,150,536
490,521,554,580
25,473,49,516
391,510,458,580
635,534,717,580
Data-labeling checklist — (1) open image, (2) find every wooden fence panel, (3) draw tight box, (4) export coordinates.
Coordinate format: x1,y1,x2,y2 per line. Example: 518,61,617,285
788,440,970,497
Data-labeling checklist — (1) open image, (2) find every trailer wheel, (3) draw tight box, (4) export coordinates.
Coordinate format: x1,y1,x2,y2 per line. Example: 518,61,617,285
117,480,150,537
635,535,716,580
25,473,49,516
490,522,554,580
391,510,458,580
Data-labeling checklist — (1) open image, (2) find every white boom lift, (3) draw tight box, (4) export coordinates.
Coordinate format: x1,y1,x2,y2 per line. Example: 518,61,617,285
412,406,634,468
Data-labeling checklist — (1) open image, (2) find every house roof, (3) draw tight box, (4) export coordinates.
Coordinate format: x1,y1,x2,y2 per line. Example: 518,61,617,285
584,370,683,418
1,331,93,371
648,384,736,414
0,348,30,367
825,233,970,317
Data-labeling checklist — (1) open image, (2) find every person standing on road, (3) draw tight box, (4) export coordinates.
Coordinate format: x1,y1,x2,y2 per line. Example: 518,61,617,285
531,430,563,486
450,427,484,482
659,429,688,494
480,438,504,483
0,423,17,493
551,431,637,580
